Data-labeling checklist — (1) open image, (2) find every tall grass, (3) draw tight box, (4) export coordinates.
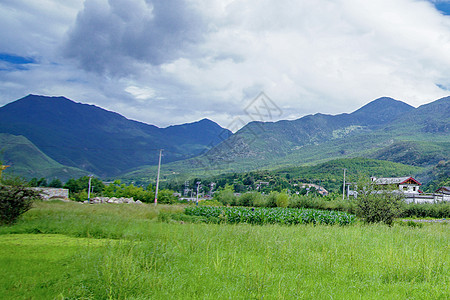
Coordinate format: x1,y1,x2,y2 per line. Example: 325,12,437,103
0,201,448,299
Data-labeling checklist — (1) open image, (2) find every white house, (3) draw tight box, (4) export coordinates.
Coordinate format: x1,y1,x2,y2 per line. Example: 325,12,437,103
371,176,422,194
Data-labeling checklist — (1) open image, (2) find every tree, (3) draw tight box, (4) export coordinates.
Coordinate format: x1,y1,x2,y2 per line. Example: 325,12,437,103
48,178,63,188
0,183,41,225
214,184,236,206
275,192,289,208
355,181,405,226
64,176,105,194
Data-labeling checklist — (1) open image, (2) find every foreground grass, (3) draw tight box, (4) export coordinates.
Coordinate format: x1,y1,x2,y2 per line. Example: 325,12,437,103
0,201,448,299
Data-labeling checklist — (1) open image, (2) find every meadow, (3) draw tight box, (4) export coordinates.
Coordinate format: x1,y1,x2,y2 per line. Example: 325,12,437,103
0,201,448,299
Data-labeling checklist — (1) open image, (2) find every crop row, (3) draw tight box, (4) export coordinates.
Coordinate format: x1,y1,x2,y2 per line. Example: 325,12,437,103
184,206,356,226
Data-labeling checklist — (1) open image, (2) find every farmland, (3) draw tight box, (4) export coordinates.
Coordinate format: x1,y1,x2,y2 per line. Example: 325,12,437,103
0,201,449,299
184,206,356,225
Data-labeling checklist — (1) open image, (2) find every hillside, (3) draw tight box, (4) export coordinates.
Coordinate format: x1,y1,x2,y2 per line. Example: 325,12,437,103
202,97,415,163
123,96,449,183
0,133,88,181
0,95,232,177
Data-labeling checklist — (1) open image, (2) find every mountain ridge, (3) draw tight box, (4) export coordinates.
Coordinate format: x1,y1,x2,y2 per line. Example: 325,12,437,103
0,94,448,182
0,94,232,177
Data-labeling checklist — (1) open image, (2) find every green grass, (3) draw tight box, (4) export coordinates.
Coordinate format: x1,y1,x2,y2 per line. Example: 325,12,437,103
0,201,448,299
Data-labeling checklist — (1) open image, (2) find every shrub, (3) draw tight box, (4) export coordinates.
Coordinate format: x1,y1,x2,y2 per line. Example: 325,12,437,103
0,184,42,225
214,184,236,206
266,191,279,207
253,193,268,207
238,192,262,207
402,202,450,218
275,192,289,208
355,183,405,226
157,189,177,204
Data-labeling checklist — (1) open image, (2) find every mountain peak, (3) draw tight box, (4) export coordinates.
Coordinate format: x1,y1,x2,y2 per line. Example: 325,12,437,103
350,97,415,125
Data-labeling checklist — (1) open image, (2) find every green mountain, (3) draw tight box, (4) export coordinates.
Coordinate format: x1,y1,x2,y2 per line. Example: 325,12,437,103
123,96,449,183
0,95,232,178
0,133,88,181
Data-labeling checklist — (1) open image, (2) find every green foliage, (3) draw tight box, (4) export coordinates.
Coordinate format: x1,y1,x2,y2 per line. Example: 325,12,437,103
421,160,450,192
275,192,289,208
266,191,279,208
71,190,88,202
355,182,405,225
238,192,262,207
64,176,105,194
156,189,177,204
0,184,41,225
214,184,236,206
48,178,63,188
198,199,222,206
398,220,424,228
103,180,152,203
402,202,450,218
28,177,48,187
184,206,356,226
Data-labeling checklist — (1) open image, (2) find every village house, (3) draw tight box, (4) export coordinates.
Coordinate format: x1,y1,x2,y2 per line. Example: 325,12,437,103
346,176,438,203
371,176,422,194
435,186,450,194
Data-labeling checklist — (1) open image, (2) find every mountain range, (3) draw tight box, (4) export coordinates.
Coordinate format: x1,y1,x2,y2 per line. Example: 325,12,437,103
0,94,449,183
0,94,231,179
126,95,449,183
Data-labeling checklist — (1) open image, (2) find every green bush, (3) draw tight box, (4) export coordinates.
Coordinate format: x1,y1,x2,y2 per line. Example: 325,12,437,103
355,184,405,226
238,192,262,207
157,189,177,204
275,192,289,208
214,184,236,206
266,191,279,207
402,202,450,218
0,185,42,225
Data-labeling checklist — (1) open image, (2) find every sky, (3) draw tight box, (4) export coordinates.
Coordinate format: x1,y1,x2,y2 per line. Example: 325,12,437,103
1,0,450,131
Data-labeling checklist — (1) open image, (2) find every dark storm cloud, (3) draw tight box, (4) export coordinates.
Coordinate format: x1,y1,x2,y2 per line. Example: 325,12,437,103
63,0,208,74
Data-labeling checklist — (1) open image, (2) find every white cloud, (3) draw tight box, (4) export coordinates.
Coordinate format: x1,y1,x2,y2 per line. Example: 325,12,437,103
1,0,450,129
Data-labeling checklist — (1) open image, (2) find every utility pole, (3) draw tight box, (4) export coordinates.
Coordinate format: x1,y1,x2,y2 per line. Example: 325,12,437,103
342,169,347,200
154,149,163,206
87,175,93,203
196,181,201,206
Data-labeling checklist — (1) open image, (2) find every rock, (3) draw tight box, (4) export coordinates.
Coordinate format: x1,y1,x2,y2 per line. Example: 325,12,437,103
135,200,143,204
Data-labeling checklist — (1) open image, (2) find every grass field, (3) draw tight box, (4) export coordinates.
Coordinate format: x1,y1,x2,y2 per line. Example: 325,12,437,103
0,201,449,299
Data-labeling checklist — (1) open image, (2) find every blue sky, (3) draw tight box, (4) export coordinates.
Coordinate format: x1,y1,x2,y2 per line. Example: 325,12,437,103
430,0,450,14
1,0,450,130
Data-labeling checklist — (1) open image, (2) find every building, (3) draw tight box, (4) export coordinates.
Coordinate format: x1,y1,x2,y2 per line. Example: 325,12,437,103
371,176,422,194
435,186,450,194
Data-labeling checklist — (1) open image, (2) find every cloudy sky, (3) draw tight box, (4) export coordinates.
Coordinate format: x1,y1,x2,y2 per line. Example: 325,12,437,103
1,0,450,130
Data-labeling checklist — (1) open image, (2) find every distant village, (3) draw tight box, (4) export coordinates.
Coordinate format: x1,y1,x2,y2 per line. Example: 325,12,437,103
30,175,450,204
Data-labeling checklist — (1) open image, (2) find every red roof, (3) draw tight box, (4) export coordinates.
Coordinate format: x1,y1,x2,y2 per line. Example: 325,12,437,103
399,177,421,186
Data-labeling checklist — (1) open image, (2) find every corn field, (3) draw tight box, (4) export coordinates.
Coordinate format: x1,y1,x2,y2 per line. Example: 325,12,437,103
185,206,356,226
